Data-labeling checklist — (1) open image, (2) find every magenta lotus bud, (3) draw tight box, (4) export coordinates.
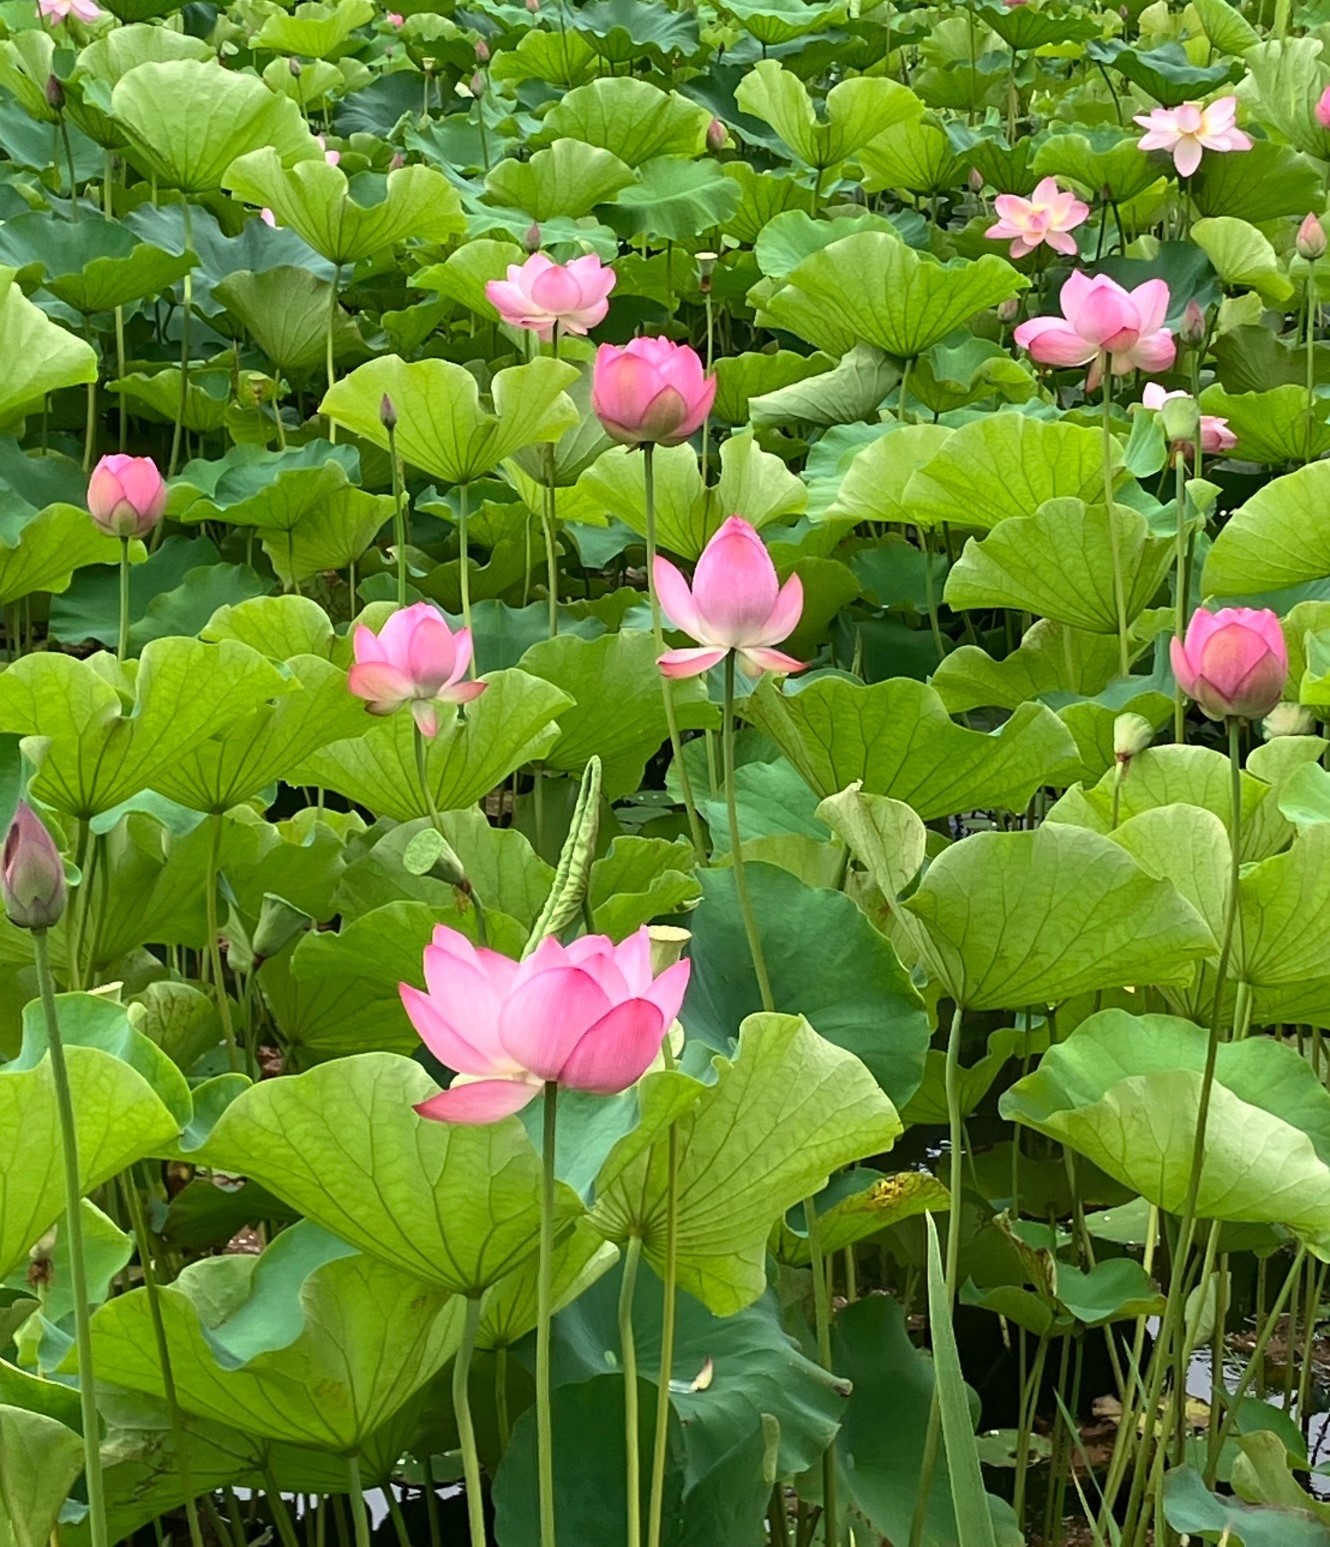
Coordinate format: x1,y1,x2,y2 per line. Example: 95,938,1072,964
652,516,805,680
1180,298,1207,347
1014,271,1175,391
348,601,486,737
485,252,615,341
1298,212,1327,261
706,118,726,153
87,453,166,539
1317,85,1330,128
379,393,397,431
996,296,1020,323
404,925,691,1123
1170,606,1288,722
2,803,66,931
592,337,716,447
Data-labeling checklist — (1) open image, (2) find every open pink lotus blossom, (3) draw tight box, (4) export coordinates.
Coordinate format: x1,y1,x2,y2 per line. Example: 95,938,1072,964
1171,607,1287,721
1141,383,1235,457
87,454,166,538
1014,271,1176,390
38,0,103,21
348,602,485,737
404,926,691,1123
985,176,1089,259
653,516,804,680
592,337,715,447
1317,85,1330,128
485,253,615,341
1133,97,1251,178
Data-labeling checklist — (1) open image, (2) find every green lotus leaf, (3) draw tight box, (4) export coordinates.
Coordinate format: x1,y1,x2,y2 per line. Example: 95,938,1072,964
721,0,846,44
712,348,834,424
749,344,901,428
611,157,743,242
203,595,337,661
757,232,1025,357
478,1220,619,1353
0,33,59,124
1241,38,1330,160
1203,460,1330,596
902,414,1118,532
88,1222,464,1450
973,0,1100,48
0,214,194,314
735,59,923,170
252,0,374,56
213,267,366,377
858,119,967,197
108,366,232,434
485,139,636,220
1164,1461,1330,1547
774,1169,950,1264
1190,139,1322,224
294,666,570,821
1191,0,1259,52
538,76,712,165
944,497,1179,634
0,1404,84,1547
1199,384,1330,466
411,236,521,320
1001,1010,1330,1247
72,23,212,92
488,28,599,89
225,150,464,265
109,59,321,193
1236,826,1330,989
744,673,1077,818
0,273,98,429
753,209,902,281
1191,217,1292,306
590,1012,902,1313
201,1053,582,1293
903,825,1215,1009
321,356,579,485
1089,38,1240,107
587,835,700,937
0,639,289,819
0,503,125,610
1031,125,1163,205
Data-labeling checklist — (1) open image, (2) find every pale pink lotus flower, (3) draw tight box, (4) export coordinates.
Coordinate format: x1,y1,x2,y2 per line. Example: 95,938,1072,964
1141,382,1235,457
1171,607,1287,721
386,9,403,22
985,176,1090,259
485,252,615,342
592,337,715,447
405,926,691,1123
348,601,485,737
87,454,167,538
1013,271,1176,390
1133,96,1251,178
260,208,277,227
38,0,103,21
653,516,804,680
1316,85,1330,128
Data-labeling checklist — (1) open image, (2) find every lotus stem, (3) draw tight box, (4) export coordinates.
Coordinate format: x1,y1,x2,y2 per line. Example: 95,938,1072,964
1101,378,1130,678
646,1124,679,1547
32,926,109,1547
804,1194,838,1547
326,263,342,445
537,1080,558,1547
454,1295,488,1547
722,652,774,1011
1173,449,1188,743
169,200,194,480
619,1234,644,1547
458,480,474,651
346,1455,371,1547
117,536,131,663
205,811,240,1074
387,418,407,608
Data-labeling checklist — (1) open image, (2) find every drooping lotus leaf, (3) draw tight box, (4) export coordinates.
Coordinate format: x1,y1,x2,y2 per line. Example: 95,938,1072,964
1190,217,1292,307
0,214,194,314
320,356,580,485
610,158,743,242
1031,125,1164,206
590,1012,902,1313
1235,826,1330,989
774,1169,950,1264
252,0,374,56
200,1053,583,1294
87,1221,465,1451
903,824,1215,1008
224,150,464,265
538,76,712,165
0,33,59,124
1001,1010,1330,1249
110,60,320,193
1241,38,1330,160
1203,461,1330,597
720,0,847,45
213,268,366,377
0,639,289,818
757,232,1026,357
0,273,98,429
735,59,923,169
857,119,967,198
743,673,1077,818
485,139,637,221
0,504,125,609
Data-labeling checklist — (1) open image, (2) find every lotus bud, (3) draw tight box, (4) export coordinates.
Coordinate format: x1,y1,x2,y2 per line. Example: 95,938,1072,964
1113,712,1154,764
1159,391,1201,448
648,925,691,973
474,36,489,60
1262,701,1316,740
706,117,726,153
523,221,542,252
379,393,397,431
1298,212,1327,262
526,0,539,13
1317,84,1330,129
470,69,485,96
87,454,167,538
44,75,63,110
996,296,1020,324
1180,298,1207,347
968,166,984,193
289,56,302,75
389,151,405,170
2,803,67,931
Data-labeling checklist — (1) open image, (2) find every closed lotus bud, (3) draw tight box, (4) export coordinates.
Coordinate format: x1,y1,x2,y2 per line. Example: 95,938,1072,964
1113,712,1154,764
1180,298,1207,347
87,453,167,538
1298,212,1327,261
251,893,312,965
379,392,397,431
474,36,489,61
389,151,405,170
289,56,302,75
1159,391,1201,448
1262,701,1316,740
45,74,64,111
526,0,539,13
470,69,485,96
523,221,542,253
1317,84,1330,129
968,166,984,193
706,117,726,153
2,803,67,931
996,296,1020,324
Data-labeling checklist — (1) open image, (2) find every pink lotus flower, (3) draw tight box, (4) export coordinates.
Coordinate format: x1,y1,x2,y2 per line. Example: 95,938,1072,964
1133,96,1251,178
1014,271,1176,391
592,337,715,447
87,454,166,539
653,516,805,679
386,9,403,22
985,176,1090,260
404,926,691,1123
1141,383,1235,457
38,0,103,21
1170,607,1287,722
348,602,485,737
2,803,66,931
485,253,615,342
315,135,341,167
1317,85,1330,129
